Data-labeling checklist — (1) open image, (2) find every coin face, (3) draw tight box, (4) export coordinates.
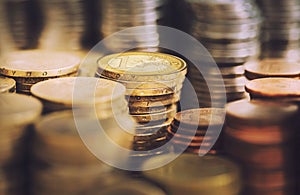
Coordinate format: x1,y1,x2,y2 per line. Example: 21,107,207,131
97,52,187,80
0,50,80,77
0,76,16,93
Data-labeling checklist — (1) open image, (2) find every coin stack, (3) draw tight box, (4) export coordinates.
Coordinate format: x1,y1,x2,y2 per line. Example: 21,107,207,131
0,50,80,94
96,52,187,152
224,99,298,195
182,0,261,107
99,0,171,52
0,76,16,93
143,154,242,195
0,93,42,195
256,0,300,59
245,59,300,80
166,108,225,155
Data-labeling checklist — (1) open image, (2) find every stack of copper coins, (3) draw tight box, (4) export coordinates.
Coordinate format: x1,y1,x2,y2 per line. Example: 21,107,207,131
0,93,42,194
224,99,298,195
96,52,187,153
0,76,15,93
143,154,242,195
245,59,300,80
167,108,225,155
257,0,300,59
0,50,80,94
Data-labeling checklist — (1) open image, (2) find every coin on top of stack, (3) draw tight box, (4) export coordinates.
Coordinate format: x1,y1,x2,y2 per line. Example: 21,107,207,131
0,50,80,94
143,154,242,195
167,108,225,155
245,59,300,80
0,76,16,93
224,99,298,194
96,52,187,151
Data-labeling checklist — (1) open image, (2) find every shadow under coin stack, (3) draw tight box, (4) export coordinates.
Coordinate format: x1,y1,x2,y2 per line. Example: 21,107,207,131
0,50,80,95
0,76,16,93
143,154,242,195
0,93,42,195
96,52,186,154
256,0,300,60
183,0,261,107
245,59,300,80
224,99,298,195
99,0,170,52
167,108,225,155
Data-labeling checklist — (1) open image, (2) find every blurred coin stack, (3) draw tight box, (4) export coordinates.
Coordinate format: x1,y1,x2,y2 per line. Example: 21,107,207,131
0,93,42,195
0,50,80,94
99,0,170,52
224,99,298,195
96,52,186,153
182,0,261,107
167,108,225,155
256,0,300,60
143,154,242,195
245,59,300,80
0,76,16,93
39,0,90,51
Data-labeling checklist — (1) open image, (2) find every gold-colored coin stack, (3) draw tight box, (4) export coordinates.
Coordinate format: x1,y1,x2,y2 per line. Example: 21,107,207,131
0,50,80,94
167,108,225,155
143,154,242,195
224,99,298,195
0,76,16,93
0,93,42,194
245,59,300,80
96,52,187,152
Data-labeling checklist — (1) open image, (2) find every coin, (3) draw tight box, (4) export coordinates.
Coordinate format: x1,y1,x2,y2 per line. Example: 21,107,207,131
0,76,16,93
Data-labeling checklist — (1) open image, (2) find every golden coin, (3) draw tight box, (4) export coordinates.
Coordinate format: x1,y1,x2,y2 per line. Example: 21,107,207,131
245,59,300,79
0,93,42,127
129,103,175,114
31,77,126,107
0,76,16,93
131,106,177,124
143,154,241,195
128,97,178,107
245,78,300,98
0,50,80,77
97,52,187,81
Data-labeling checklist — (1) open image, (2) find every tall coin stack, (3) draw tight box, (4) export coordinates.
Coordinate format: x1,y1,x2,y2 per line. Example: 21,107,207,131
0,50,80,94
99,0,170,52
167,108,225,155
256,0,300,60
143,154,242,195
0,93,42,195
96,52,187,153
224,99,298,195
183,0,261,107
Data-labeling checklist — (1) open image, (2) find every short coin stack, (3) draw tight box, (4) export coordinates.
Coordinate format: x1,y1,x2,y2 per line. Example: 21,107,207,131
99,0,170,52
0,50,80,94
167,108,225,155
143,154,242,195
224,99,298,195
96,52,187,152
0,76,16,93
183,0,261,107
0,93,42,195
245,59,300,80
257,0,300,59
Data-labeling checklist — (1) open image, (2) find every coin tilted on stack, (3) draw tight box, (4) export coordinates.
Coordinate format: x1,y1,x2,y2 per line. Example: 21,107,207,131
167,108,225,155
0,93,42,195
257,0,300,59
182,0,261,107
0,76,15,93
143,154,242,195
96,52,187,152
0,50,80,94
99,0,171,52
245,59,300,80
224,99,298,195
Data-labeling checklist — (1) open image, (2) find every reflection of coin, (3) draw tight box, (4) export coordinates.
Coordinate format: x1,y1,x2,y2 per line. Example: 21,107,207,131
0,76,16,93
0,50,80,77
